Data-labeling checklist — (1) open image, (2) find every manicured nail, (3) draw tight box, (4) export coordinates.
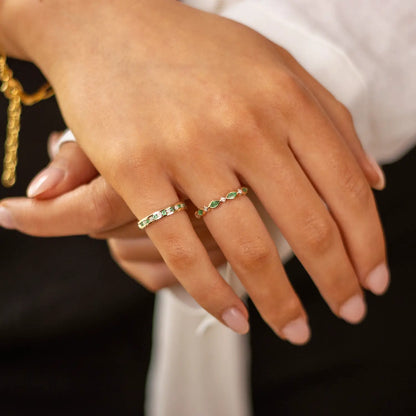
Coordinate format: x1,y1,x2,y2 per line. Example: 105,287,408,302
282,317,311,345
0,206,15,229
366,263,390,295
367,154,386,190
339,295,367,324
222,307,250,334
27,166,65,198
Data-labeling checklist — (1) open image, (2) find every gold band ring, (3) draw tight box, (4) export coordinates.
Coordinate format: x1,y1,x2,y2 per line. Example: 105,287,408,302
138,201,187,230
195,187,248,219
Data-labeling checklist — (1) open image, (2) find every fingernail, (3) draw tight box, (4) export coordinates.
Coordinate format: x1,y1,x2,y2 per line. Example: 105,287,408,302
222,307,250,334
27,167,65,198
339,295,367,324
282,317,311,345
366,263,390,295
367,154,386,190
0,206,15,229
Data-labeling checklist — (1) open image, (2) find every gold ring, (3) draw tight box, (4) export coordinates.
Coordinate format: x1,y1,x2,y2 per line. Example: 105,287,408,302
195,187,248,219
138,201,187,230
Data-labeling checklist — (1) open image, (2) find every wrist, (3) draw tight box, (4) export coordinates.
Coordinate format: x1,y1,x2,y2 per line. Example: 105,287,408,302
0,0,176,75
0,1,31,59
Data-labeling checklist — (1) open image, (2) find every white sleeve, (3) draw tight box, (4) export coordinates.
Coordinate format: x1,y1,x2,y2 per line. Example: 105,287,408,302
221,0,416,163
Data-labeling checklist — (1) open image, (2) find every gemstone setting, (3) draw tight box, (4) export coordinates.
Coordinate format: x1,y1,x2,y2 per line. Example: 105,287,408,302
137,201,187,229
194,187,249,219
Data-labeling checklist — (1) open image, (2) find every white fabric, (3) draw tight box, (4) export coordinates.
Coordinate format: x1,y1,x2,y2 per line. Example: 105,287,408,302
145,1,416,415
55,129,76,152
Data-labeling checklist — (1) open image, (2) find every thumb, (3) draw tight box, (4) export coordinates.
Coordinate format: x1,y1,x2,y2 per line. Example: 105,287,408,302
27,130,98,200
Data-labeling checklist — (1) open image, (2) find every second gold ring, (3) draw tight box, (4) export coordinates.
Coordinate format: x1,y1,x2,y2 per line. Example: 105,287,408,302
195,187,248,219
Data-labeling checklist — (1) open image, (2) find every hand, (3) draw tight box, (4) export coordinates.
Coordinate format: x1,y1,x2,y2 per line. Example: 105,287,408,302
1,0,389,344
0,132,226,292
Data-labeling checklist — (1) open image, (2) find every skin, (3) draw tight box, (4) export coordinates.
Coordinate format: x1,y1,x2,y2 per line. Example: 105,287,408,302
0,0,389,343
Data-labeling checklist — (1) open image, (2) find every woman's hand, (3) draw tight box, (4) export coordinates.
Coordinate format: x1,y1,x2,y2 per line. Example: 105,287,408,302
0,133,227,293
0,0,389,343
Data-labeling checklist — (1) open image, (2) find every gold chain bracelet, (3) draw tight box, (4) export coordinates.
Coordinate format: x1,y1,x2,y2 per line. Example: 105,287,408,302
0,51,54,187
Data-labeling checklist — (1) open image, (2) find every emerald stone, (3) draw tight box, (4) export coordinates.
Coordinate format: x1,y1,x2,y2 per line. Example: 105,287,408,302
161,209,167,216
226,192,237,199
197,209,204,217
209,200,220,208
241,187,248,193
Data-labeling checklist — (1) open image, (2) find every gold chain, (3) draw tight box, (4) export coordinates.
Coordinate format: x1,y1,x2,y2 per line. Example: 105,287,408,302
0,52,54,187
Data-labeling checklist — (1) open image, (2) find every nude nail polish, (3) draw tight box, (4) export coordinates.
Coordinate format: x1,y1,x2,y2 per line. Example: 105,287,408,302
222,307,250,334
282,317,311,345
339,295,367,324
366,263,390,295
367,154,386,190
0,206,15,229
27,166,65,198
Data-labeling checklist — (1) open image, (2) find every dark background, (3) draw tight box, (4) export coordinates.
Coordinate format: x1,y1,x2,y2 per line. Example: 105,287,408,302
0,60,415,415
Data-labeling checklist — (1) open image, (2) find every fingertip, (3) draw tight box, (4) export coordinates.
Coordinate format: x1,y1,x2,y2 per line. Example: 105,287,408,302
0,205,16,230
339,294,367,324
221,306,250,334
27,166,66,199
366,263,390,295
282,317,311,345
367,154,386,190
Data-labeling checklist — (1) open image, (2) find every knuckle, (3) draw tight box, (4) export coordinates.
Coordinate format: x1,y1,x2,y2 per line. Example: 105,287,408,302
109,143,155,183
341,169,372,207
163,236,199,271
302,213,336,254
236,238,274,271
274,71,311,106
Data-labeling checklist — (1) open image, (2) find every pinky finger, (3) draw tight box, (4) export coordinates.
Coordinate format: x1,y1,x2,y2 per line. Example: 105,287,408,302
278,46,385,189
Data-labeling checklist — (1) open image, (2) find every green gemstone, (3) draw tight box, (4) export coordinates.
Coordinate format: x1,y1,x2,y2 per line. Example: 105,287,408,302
226,192,237,199
241,187,248,193
139,219,148,229
161,209,167,216
209,200,220,208
197,209,204,217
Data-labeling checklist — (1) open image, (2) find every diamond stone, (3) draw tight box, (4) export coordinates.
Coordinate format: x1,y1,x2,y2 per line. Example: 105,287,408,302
220,197,226,203
153,212,162,220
